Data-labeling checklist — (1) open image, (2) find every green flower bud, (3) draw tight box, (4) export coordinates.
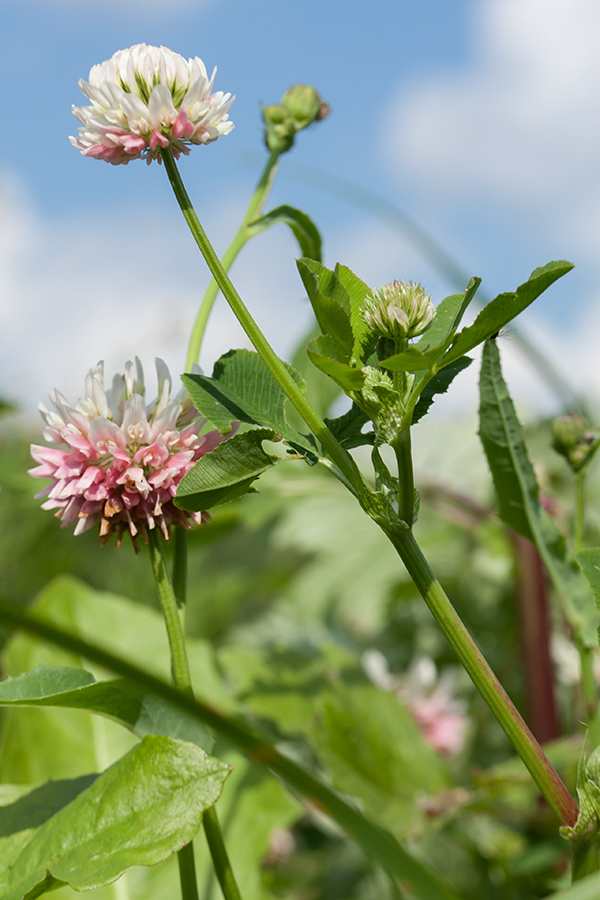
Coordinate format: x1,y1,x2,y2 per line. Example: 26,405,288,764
262,85,328,155
553,413,598,472
281,84,324,130
362,281,435,341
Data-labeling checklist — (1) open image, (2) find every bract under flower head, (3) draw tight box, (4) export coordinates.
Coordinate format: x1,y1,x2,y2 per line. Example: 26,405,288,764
70,44,234,165
29,359,229,548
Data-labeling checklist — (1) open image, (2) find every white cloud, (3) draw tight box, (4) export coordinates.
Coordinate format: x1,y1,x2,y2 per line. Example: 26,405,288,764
386,0,600,248
0,173,313,415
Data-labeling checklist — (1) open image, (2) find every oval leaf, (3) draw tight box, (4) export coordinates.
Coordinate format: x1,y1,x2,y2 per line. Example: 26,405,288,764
0,735,230,899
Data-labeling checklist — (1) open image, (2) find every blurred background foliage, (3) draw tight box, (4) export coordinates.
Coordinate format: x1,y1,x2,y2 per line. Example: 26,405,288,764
0,356,597,898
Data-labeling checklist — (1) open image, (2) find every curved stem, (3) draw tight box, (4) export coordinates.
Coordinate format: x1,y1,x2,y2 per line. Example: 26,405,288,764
148,530,243,900
161,150,368,503
384,525,579,827
185,152,280,370
0,598,461,900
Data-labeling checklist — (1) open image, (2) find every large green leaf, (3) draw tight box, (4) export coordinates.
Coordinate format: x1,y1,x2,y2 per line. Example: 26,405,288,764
184,348,310,442
0,664,212,751
417,278,481,353
176,428,284,511
247,204,322,261
444,261,573,367
478,340,597,646
297,259,354,361
0,735,230,900
380,344,449,373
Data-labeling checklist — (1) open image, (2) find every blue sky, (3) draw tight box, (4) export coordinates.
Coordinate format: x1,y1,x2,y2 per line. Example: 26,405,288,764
2,0,599,416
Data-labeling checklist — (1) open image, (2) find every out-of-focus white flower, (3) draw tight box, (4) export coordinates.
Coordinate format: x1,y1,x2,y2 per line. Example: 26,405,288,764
29,358,229,548
362,280,435,341
363,651,468,756
70,44,234,165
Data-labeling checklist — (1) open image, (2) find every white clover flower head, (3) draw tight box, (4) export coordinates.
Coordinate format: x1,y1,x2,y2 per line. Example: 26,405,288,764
363,280,435,341
29,358,230,549
70,44,235,165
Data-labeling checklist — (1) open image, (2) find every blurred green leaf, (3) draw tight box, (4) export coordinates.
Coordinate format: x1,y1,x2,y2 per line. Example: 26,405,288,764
544,871,600,899
478,340,597,646
248,204,322,261
0,735,230,900
176,428,285,511
0,663,212,751
443,261,573,367
309,685,452,839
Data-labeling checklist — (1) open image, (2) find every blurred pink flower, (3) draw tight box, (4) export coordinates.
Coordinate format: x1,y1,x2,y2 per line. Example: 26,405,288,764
30,358,227,548
70,43,234,165
363,651,468,756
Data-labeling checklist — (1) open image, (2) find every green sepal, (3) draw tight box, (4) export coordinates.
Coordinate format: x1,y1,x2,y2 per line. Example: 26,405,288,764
175,428,284,511
247,204,322,261
443,261,573,367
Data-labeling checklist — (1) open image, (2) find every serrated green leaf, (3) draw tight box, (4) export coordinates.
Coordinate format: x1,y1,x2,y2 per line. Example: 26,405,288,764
412,356,473,424
479,340,597,646
443,261,573,367
307,334,366,391
176,428,283,511
324,403,374,450
183,349,314,453
247,204,322,261
0,664,212,751
297,259,354,360
417,277,481,353
333,263,374,361
0,735,230,900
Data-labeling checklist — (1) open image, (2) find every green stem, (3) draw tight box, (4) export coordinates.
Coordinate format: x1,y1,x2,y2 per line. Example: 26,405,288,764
185,152,280,370
161,150,368,502
384,526,579,828
0,598,461,900
392,427,414,526
572,473,600,747
148,530,242,900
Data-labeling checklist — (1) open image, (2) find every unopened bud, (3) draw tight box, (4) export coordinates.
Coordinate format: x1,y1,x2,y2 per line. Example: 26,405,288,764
262,85,327,155
553,413,597,471
362,281,435,341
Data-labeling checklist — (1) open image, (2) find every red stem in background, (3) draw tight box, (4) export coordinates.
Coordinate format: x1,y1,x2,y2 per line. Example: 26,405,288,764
513,534,560,744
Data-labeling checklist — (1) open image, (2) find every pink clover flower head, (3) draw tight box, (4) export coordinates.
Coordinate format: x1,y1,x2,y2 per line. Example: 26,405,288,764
363,651,468,756
70,43,234,165
29,358,227,548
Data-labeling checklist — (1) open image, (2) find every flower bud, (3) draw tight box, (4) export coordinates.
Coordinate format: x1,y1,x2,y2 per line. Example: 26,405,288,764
262,85,327,155
362,281,435,341
553,413,598,471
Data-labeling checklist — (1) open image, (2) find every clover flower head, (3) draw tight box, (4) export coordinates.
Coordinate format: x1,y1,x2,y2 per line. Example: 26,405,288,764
70,43,234,165
29,359,228,548
363,280,435,341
